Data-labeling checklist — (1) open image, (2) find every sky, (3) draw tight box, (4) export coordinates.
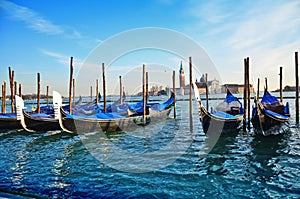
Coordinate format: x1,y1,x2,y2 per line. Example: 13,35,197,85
0,0,300,96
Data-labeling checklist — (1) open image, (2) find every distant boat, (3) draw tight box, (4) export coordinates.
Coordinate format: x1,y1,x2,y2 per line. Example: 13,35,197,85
36,95,83,115
193,83,244,134
251,89,290,136
57,95,83,114
57,92,175,133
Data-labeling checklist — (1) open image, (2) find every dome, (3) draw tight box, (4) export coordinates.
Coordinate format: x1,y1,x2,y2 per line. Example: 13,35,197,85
199,74,205,83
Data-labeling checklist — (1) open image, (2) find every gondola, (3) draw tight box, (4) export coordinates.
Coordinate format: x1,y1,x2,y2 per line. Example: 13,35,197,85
20,111,61,132
57,91,175,133
193,83,244,134
36,95,85,115
0,113,22,130
15,94,62,132
14,92,102,132
63,94,102,115
127,92,175,116
251,89,290,136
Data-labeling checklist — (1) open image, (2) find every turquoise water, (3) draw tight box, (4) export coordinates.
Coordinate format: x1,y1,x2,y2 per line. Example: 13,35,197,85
0,97,300,198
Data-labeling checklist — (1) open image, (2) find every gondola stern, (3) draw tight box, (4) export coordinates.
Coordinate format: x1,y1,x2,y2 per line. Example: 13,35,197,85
15,95,35,132
53,91,74,133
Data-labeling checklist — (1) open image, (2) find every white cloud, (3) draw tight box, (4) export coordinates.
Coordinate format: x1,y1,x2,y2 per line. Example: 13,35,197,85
227,1,300,50
183,1,300,90
187,1,232,24
39,49,84,76
224,1,300,89
0,0,81,38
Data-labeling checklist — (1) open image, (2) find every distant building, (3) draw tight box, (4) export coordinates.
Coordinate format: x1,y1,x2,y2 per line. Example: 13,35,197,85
179,61,185,88
195,74,221,94
209,79,221,94
221,84,255,93
174,63,256,95
173,61,190,95
194,75,255,94
282,85,300,92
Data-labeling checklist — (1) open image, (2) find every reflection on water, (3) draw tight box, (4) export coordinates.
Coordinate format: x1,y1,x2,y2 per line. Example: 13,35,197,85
11,149,27,187
251,134,285,179
0,99,300,198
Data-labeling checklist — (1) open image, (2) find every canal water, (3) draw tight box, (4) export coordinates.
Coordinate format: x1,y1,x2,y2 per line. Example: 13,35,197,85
0,93,299,198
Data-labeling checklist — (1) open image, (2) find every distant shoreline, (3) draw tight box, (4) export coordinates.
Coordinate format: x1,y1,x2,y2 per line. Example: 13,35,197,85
0,90,299,102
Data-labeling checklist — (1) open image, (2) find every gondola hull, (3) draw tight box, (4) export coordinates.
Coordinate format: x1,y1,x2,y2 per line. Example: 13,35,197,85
199,105,243,134
0,117,22,130
192,83,243,134
23,111,61,132
251,102,289,136
60,107,172,133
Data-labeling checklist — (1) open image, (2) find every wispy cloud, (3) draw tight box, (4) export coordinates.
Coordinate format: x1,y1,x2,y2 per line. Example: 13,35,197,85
40,49,84,77
183,1,300,89
227,1,300,50
187,1,233,24
40,49,111,77
0,0,81,39
186,1,300,50
41,49,72,65
223,1,300,88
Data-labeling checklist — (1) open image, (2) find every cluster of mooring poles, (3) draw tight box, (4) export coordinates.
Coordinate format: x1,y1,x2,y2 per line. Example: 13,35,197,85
65,58,177,124
1,52,298,128
185,51,299,131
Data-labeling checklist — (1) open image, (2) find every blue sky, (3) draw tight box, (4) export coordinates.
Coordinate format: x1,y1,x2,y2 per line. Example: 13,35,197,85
1,0,300,96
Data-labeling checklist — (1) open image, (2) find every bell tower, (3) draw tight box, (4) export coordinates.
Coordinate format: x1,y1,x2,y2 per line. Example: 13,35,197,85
179,61,185,88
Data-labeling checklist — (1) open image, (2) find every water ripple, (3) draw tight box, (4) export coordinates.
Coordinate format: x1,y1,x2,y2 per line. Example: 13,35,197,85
1,100,300,198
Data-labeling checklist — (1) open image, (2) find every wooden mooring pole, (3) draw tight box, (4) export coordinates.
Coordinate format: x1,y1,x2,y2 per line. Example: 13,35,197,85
73,78,75,104
102,63,107,113
205,73,209,111
243,58,247,132
119,76,123,104
90,86,93,102
295,52,299,125
19,83,22,98
247,57,251,130
146,72,148,105
46,85,49,106
1,84,3,113
69,57,74,114
189,57,193,130
279,66,283,103
143,64,146,123
1,81,6,113
37,73,41,114
96,79,99,104
3,81,6,113
257,78,260,100
1,85,3,113
8,67,15,113
14,81,17,100
172,70,176,118
265,77,268,91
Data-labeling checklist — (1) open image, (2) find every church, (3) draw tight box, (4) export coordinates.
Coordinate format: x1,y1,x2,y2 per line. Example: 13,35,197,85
195,74,221,94
174,61,253,95
175,61,190,95
175,61,221,95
